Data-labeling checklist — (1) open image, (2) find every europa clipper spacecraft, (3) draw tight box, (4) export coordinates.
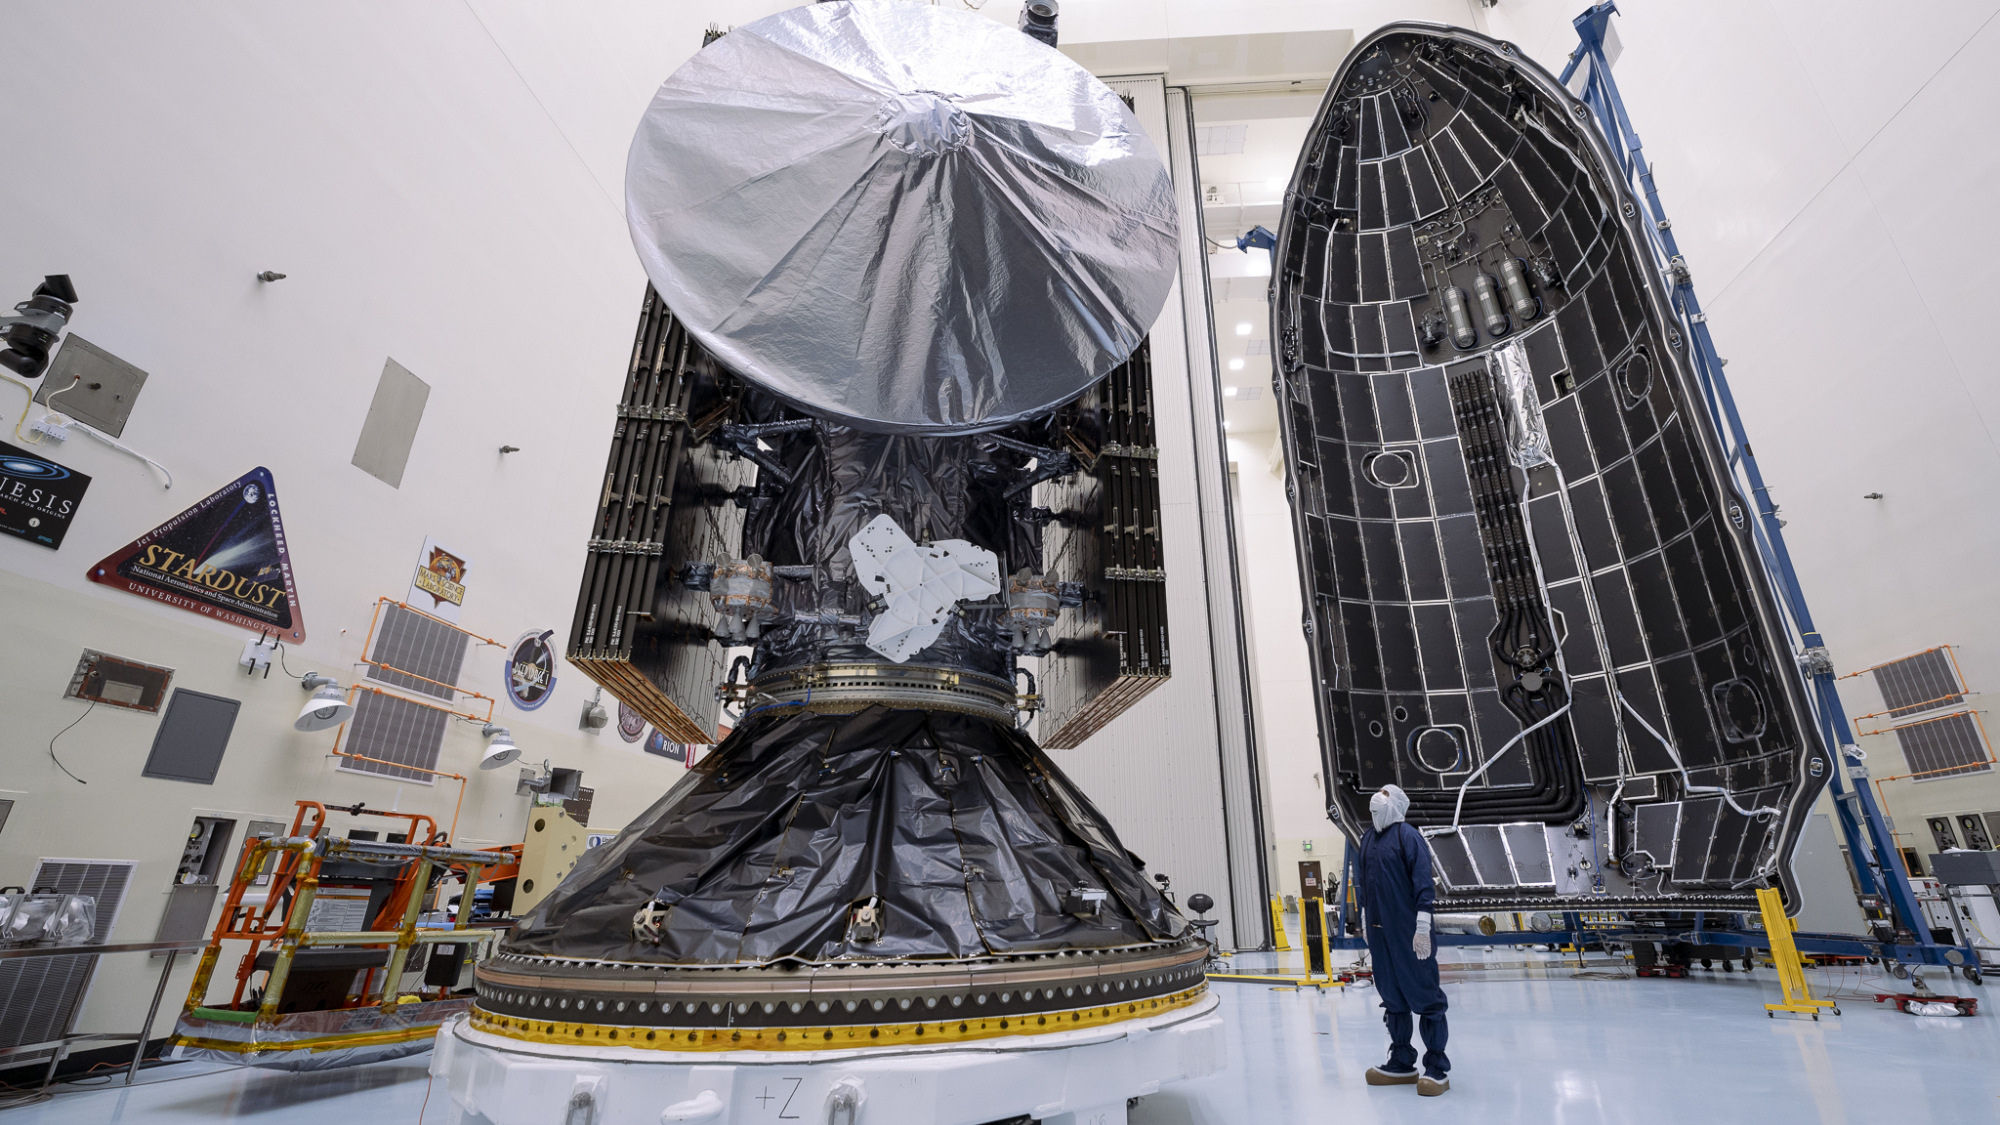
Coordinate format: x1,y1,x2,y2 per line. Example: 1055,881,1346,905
432,9,1832,1125
435,6,1217,1125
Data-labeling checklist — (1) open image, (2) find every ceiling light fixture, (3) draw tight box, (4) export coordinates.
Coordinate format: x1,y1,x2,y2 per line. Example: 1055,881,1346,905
1228,358,1244,371
1224,387,1238,397
1235,323,1252,335
294,674,354,732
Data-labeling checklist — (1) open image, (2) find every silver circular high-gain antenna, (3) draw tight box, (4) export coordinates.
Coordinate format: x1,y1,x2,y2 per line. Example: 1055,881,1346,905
625,0,1178,435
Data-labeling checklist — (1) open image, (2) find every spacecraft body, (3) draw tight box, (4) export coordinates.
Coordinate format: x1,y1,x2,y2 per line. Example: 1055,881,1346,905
1272,25,1831,910
491,412,1204,984
436,6,1216,1123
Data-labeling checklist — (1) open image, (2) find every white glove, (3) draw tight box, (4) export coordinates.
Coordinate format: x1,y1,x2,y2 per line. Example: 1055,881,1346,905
1413,912,1433,961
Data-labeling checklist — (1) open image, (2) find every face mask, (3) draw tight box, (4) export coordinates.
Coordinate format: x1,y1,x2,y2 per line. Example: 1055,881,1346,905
1370,791,1397,832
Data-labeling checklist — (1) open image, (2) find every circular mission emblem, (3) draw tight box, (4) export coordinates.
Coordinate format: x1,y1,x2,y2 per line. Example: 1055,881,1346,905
504,629,557,710
617,702,647,743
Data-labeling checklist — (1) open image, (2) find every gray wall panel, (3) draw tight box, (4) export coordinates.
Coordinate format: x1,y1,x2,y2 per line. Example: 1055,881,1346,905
351,358,430,489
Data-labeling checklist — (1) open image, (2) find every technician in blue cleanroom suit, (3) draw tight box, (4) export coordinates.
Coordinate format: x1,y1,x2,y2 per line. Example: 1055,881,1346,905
1357,784,1450,1096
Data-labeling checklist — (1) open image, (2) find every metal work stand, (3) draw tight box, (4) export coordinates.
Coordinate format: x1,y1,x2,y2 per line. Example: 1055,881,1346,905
1559,1,1973,975
0,939,204,1108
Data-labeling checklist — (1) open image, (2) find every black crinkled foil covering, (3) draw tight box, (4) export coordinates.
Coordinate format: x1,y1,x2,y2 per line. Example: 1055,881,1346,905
503,705,1187,962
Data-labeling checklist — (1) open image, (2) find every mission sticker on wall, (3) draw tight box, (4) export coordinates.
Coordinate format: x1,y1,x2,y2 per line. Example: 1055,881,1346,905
505,628,558,710
87,466,306,641
643,729,688,762
410,535,469,623
0,440,91,550
617,701,646,743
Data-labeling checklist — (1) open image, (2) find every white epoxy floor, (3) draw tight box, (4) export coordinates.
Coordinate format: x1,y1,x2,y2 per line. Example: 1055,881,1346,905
5,948,1994,1123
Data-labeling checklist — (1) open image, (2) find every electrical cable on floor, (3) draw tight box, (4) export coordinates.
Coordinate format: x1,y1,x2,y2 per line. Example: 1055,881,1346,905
0,1058,230,1101
418,1069,436,1123
62,1057,171,1082
49,700,95,784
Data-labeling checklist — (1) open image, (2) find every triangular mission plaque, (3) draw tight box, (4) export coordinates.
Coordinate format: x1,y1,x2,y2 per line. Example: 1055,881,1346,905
87,467,306,641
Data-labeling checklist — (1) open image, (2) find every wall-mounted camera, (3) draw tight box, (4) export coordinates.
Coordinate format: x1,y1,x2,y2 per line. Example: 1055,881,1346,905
1018,0,1058,47
0,275,77,379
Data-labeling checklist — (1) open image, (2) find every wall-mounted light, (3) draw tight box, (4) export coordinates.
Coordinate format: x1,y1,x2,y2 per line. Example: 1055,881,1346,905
579,689,609,732
294,673,354,732
480,724,520,770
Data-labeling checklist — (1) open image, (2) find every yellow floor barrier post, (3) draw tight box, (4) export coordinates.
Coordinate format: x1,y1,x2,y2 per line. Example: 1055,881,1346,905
1269,896,1292,951
1758,886,1838,1020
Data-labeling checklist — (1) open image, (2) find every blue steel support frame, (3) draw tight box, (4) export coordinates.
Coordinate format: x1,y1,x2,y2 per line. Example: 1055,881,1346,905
1556,2,1957,966
1321,7,1971,972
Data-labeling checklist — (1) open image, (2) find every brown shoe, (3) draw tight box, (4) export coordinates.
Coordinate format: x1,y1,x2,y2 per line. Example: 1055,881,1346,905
1418,1075,1450,1096
1365,1066,1420,1085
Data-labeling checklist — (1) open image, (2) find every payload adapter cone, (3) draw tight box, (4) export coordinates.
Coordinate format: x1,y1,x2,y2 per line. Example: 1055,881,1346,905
433,5,1221,1124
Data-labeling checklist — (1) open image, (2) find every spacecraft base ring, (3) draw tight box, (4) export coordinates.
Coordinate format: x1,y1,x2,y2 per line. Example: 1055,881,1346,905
465,983,1210,1055
750,662,1020,723
434,991,1223,1125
